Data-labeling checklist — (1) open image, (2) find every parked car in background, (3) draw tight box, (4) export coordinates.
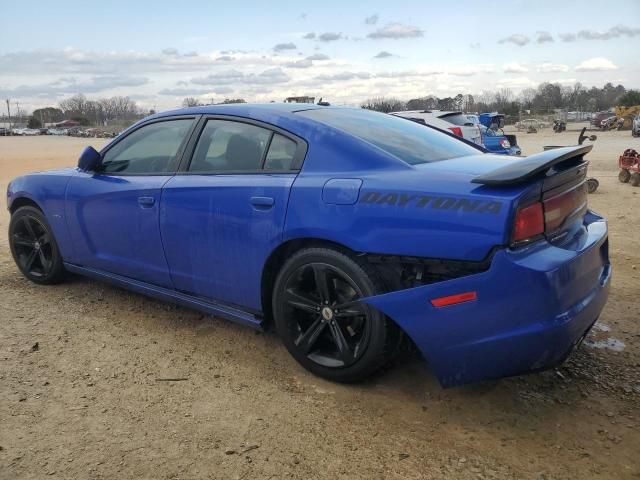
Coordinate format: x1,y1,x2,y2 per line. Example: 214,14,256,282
47,128,68,136
11,128,41,136
476,113,521,156
0,127,9,136
633,114,640,137
591,111,613,128
7,103,611,387
391,110,483,146
515,119,548,131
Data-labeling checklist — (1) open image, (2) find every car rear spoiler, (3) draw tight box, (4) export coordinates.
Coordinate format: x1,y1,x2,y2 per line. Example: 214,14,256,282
472,145,592,186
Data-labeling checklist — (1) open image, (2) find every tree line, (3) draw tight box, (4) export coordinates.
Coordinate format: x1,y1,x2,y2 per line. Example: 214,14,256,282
27,94,146,128
361,82,640,115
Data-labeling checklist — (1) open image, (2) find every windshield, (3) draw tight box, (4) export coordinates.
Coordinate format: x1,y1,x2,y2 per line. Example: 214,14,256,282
297,108,480,165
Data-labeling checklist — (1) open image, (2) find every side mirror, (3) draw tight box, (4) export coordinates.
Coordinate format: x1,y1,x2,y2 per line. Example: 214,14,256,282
78,146,101,172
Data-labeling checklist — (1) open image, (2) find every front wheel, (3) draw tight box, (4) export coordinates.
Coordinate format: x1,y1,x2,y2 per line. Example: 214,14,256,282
631,173,640,187
9,206,67,284
272,247,400,383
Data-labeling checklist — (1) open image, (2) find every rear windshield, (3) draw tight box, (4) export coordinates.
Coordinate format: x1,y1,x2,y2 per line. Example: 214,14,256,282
297,108,480,165
439,113,472,126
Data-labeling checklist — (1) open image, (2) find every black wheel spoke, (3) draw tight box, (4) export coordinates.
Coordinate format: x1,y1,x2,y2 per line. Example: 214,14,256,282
280,259,370,370
312,264,332,304
295,316,327,354
334,300,365,318
39,232,51,246
38,249,50,272
12,234,33,247
284,288,318,314
21,217,38,240
24,249,38,270
328,321,354,364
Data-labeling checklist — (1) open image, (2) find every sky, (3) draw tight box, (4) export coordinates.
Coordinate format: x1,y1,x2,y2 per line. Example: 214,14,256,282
1,0,639,113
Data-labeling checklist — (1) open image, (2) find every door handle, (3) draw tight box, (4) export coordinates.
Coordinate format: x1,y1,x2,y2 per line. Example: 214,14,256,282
250,196,274,210
138,196,156,208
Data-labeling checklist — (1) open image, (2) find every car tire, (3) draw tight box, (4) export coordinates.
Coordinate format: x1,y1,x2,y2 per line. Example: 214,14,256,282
9,206,67,284
619,169,631,183
272,247,401,383
631,173,640,187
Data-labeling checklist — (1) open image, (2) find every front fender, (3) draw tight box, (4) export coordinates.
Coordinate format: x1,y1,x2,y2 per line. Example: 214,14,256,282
7,170,76,261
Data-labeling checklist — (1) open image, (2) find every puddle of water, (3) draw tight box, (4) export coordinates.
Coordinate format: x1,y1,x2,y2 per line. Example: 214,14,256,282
584,337,626,352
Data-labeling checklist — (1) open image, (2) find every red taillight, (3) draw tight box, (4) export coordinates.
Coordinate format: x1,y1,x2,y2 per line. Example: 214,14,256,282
430,291,477,308
512,202,544,243
448,126,463,137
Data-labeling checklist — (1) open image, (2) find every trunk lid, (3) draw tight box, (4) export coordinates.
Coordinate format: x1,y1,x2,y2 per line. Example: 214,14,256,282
472,145,592,245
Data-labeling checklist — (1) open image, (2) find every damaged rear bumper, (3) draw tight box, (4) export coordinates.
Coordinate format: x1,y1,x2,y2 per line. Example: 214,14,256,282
362,212,611,387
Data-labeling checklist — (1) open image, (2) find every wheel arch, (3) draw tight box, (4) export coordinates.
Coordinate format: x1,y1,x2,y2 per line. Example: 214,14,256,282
260,237,364,329
9,195,43,214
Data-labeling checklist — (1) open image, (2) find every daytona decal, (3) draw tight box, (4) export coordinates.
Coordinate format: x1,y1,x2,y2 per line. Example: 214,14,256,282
360,191,502,214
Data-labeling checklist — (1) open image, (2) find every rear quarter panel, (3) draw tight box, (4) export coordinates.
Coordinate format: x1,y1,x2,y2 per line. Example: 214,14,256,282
285,166,524,262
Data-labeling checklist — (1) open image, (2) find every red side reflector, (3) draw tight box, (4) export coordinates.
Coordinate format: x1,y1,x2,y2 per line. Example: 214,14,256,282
430,291,477,308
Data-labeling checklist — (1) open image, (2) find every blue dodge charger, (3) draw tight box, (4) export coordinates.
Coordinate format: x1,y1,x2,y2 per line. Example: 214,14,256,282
7,104,611,386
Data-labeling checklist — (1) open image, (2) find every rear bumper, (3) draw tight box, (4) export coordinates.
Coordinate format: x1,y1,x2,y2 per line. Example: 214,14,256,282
363,211,610,387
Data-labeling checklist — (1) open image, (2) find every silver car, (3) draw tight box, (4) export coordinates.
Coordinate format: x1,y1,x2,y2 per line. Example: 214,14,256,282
391,110,483,146
633,114,640,137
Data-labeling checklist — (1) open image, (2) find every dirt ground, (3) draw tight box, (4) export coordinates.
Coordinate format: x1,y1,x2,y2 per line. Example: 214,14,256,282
1,127,639,480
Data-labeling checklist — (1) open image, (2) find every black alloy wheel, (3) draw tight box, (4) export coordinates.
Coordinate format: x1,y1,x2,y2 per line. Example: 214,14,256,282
273,248,400,382
9,206,66,284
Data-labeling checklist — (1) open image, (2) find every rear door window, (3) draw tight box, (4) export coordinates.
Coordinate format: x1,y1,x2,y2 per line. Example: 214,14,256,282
188,120,302,173
189,120,271,172
264,134,297,171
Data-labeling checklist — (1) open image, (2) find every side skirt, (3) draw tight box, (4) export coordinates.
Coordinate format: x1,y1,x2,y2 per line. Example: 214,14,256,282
63,263,264,330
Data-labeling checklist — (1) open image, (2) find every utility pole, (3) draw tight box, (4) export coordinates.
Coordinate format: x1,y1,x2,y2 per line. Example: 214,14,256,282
15,101,20,124
5,98,11,130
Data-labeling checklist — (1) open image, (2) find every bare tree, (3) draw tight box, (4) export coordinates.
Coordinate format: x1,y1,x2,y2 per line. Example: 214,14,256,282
182,97,201,107
361,97,406,113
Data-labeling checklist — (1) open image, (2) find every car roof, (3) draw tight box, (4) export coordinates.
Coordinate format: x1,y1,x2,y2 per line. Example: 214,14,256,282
155,102,324,118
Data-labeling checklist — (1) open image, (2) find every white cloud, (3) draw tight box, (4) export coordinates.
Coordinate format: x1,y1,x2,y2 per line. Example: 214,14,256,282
284,59,313,68
496,76,536,89
191,68,290,85
498,34,530,46
549,78,578,85
367,23,423,39
0,76,149,97
374,51,394,59
306,53,329,61
318,32,343,42
503,62,528,73
575,57,618,71
536,31,554,43
537,63,569,73
365,14,379,25
314,71,371,82
273,42,296,52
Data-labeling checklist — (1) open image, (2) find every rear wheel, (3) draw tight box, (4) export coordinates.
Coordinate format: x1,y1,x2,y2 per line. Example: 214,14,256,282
9,206,66,284
619,169,631,183
631,173,640,187
272,247,400,382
